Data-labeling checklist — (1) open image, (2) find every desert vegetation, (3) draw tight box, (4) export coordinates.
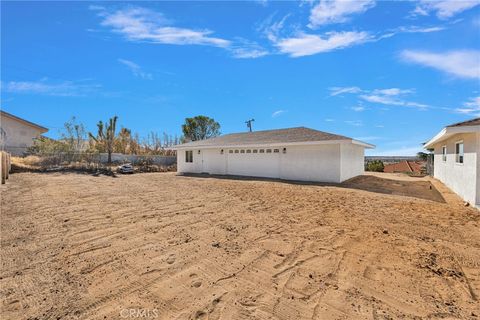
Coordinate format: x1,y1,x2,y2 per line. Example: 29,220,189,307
19,114,221,174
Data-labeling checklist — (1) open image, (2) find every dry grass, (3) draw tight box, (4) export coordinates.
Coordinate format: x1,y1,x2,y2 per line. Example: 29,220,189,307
10,156,176,174
1,172,479,319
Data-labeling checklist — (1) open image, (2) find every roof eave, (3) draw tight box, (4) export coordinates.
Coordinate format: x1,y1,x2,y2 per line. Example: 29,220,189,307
352,139,375,149
1,110,49,132
424,125,480,149
171,139,374,150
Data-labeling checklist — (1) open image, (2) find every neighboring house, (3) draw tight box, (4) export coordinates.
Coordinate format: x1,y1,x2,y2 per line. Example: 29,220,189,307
172,127,374,183
383,160,425,175
0,110,48,155
424,118,480,207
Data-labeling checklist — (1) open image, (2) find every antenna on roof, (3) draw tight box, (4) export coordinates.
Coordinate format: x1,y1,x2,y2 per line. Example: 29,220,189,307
245,119,255,132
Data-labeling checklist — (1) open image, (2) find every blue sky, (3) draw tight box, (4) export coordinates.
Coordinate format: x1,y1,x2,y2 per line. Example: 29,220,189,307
1,0,479,155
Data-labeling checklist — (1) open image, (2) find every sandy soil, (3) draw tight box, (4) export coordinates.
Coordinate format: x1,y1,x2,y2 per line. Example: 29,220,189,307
1,172,479,320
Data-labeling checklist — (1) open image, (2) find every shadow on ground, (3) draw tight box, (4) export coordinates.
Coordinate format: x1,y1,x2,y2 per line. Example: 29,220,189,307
179,173,445,203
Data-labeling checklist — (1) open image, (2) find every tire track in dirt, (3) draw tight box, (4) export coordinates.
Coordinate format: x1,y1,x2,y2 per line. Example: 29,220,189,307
2,172,480,319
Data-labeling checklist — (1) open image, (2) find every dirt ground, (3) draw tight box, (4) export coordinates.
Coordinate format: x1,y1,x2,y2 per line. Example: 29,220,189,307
1,172,479,320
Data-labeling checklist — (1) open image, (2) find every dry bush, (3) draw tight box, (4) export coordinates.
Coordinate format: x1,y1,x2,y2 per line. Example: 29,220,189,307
12,156,42,166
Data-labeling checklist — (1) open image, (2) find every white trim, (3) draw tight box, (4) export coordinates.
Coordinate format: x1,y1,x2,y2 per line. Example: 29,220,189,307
171,139,375,150
455,140,464,164
442,145,447,162
424,125,480,149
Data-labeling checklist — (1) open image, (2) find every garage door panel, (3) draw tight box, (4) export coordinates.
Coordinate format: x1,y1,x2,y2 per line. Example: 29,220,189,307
227,153,280,178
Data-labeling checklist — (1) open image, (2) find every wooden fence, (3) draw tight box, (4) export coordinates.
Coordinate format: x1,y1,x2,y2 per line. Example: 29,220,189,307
1,151,11,184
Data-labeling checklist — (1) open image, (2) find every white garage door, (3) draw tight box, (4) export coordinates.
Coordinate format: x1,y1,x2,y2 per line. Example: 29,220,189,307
226,148,280,178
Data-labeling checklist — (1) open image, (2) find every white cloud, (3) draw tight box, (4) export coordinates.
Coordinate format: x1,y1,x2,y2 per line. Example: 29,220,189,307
4,79,101,96
329,86,362,96
330,86,428,109
88,5,105,11
360,93,428,109
231,48,269,59
325,118,335,122
97,6,230,48
455,96,480,115
254,0,269,7
345,120,363,126
372,88,414,96
276,31,371,57
401,50,480,79
259,7,444,58
229,40,269,59
396,25,446,33
118,58,153,80
351,106,365,112
95,6,269,59
412,0,480,19
272,110,286,117
309,0,376,28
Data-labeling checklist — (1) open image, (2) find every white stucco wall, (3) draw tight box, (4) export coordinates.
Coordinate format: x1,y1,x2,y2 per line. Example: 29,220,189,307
0,114,46,155
477,134,480,206
433,132,479,206
340,143,365,182
177,142,366,183
279,144,341,182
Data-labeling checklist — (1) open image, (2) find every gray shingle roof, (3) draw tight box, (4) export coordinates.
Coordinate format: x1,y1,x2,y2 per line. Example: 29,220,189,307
175,127,354,148
447,117,480,127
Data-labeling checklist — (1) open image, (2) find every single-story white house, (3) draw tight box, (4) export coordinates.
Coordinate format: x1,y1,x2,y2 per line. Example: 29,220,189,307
172,127,374,183
424,118,479,207
0,110,48,155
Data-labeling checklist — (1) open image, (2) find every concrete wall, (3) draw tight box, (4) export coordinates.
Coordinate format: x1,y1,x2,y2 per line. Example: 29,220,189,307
433,132,479,206
177,142,366,183
98,153,176,166
0,115,45,155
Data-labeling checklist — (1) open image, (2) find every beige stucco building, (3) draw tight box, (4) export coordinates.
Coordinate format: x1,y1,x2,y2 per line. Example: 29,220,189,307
424,118,480,207
0,110,48,155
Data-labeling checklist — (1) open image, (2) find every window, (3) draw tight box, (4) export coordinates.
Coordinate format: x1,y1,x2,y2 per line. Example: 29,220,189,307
442,146,447,162
240,150,245,153
246,149,251,153
235,150,239,153
229,150,233,153
455,141,464,164
266,149,272,153
259,149,265,153
220,149,224,154
197,150,201,154
253,149,258,153
273,149,279,153
185,150,193,163
283,148,287,154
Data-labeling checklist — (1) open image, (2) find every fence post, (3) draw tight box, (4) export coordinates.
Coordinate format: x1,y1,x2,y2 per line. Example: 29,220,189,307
1,152,6,184
5,153,10,179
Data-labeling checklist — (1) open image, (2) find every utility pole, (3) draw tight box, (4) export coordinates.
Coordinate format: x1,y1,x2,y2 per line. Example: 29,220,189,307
245,119,255,132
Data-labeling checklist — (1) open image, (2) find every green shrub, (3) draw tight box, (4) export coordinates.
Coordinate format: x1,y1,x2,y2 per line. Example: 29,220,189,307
366,160,384,172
